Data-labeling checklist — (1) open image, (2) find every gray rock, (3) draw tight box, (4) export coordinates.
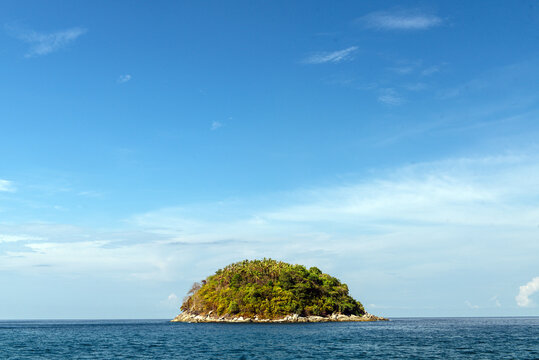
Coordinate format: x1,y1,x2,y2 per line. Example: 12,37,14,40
171,311,387,323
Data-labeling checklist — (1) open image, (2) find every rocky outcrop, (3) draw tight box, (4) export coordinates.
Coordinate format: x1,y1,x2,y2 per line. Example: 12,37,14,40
171,311,388,323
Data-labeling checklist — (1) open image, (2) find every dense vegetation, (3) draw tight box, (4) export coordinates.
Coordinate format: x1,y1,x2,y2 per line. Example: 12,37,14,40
180,259,365,319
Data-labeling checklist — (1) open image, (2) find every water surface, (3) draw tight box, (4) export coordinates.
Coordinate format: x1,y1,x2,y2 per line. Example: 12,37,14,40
1,317,537,359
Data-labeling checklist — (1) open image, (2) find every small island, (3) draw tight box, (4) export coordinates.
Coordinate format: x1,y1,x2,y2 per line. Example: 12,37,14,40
172,259,387,323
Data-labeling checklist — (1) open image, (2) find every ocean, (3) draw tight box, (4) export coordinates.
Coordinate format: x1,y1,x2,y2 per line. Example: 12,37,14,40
1,317,537,359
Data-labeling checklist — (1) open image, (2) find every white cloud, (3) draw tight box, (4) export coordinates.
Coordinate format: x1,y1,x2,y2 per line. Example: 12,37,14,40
465,300,479,309
378,88,404,105
0,179,15,192
211,121,223,130
261,154,539,226
161,293,180,308
7,25,87,57
360,10,442,30
1,151,539,317
516,277,539,307
303,46,358,64
0,234,44,243
118,74,132,83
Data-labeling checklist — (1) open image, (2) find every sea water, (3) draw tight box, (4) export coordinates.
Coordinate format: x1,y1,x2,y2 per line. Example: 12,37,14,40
1,317,537,359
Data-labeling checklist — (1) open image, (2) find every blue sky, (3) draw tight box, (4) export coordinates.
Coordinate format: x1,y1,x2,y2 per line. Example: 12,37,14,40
1,0,538,319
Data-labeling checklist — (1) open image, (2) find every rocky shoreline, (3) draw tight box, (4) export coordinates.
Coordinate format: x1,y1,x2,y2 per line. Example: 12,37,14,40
171,311,388,323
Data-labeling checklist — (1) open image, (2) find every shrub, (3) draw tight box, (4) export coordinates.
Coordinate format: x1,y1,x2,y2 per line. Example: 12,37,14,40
227,301,240,314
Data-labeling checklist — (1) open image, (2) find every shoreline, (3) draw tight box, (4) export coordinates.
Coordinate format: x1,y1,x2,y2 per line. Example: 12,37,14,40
171,312,388,323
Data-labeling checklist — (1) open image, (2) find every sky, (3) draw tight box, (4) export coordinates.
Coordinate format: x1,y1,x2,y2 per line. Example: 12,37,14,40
0,0,538,319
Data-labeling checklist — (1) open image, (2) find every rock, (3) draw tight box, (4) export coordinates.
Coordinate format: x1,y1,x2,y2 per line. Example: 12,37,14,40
171,311,387,323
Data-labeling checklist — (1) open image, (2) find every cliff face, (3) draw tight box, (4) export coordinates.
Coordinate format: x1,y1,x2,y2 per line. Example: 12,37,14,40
174,259,386,322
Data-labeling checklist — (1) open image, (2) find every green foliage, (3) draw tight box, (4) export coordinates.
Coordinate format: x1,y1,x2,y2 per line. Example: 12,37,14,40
180,259,365,319
227,301,240,314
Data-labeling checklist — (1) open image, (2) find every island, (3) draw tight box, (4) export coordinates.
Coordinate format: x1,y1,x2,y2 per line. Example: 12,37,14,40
172,259,387,323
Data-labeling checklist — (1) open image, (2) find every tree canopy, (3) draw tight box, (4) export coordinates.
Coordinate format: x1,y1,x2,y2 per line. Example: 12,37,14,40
180,259,365,319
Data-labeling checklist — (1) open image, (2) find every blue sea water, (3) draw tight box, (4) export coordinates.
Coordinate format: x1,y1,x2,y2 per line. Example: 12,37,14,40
0,317,537,359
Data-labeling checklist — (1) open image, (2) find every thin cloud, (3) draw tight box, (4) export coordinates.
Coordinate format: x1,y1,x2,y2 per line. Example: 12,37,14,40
378,88,404,105
388,66,414,74
465,300,479,309
2,151,539,316
0,179,15,192
0,234,44,243
118,74,132,83
6,25,87,57
386,61,444,78
516,277,539,307
78,190,104,198
211,121,223,131
422,65,441,76
360,10,442,31
303,46,358,64
438,59,537,100
161,293,180,308
404,82,428,91
489,295,501,307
